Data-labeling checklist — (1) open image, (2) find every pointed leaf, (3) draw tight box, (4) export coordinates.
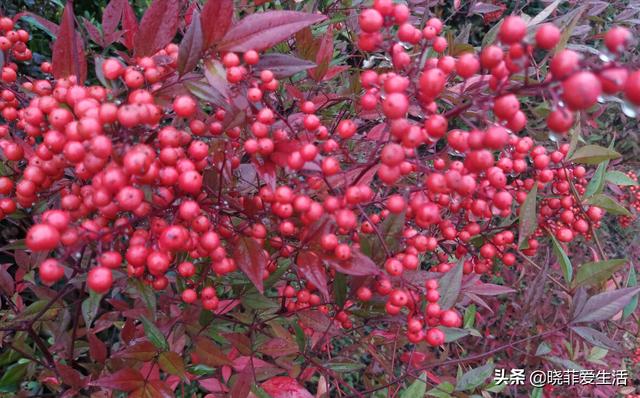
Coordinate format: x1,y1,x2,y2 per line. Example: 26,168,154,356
158,351,187,381
90,368,144,392
568,145,621,164
572,258,626,288
623,264,638,319
178,12,203,75
218,11,327,52
233,236,267,293
527,0,562,27
134,0,180,57
572,287,640,323
584,160,608,197
194,336,232,366
140,315,169,351
463,283,516,296
297,251,329,301
261,376,314,398
52,2,87,83
584,194,632,216
518,184,537,248
439,327,470,343
113,341,158,361
121,1,138,50
102,0,124,36
549,232,573,284
201,0,234,48
570,326,621,351
438,262,463,310
605,170,638,186
88,332,108,363
454,363,494,392
254,54,316,78
401,372,427,398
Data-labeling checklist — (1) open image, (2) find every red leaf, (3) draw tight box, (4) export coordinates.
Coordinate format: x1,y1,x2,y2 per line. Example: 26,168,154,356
309,25,333,81
88,332,108,363
56,363,85,389
113,340,158,361
130,380,173,398
326,249,380,276
218,11,327,52
261,376,314,398
14,12,60,35
201,0,234,48
0,265,14,296
102,0,124,37
134,0,180,57
51,2,87,83
82,18,104,47
121,1,138,50
194,336,232,366
233,236,267,293
297,251,329,301
90,368,144,392
158,351,187,381
177,11,203,75
253,54,316,79
222,332,252,356
199,378,228,393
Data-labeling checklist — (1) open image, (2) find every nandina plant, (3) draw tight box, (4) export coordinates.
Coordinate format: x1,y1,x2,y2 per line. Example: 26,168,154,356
0,0,639,396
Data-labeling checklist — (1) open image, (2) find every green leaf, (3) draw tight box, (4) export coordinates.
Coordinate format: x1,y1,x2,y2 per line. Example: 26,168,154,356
568,145,621,165
334,272,347,308
482,20,502,47
555,6,585,53
158,351,187,381
535,342,552,356
549,232,573,284
251,385,273,398
293,322,305,352
572,259,627,288
440,327,470,343
438,262,463,310
140,316,169,351
584,194,632,216
129,279,157,316
455,363,494,392
531,386,543,398
584,161,608,197
427,382,454,398
0,362,28,392
401,371,427,398
325,359,365,373
463,304,476,329
241,293,279,311
527,0,563,27
623,264,638,320
518,184,538,248
587,346,608,365
605,171,638,186
81,289,102,328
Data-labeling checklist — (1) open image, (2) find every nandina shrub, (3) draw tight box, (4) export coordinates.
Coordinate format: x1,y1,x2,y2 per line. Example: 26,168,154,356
0,0,639,397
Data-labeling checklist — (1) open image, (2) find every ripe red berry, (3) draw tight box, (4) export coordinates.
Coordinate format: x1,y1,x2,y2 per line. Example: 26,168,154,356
562,72,602,110
27,223,60,251
359,9,384,33
535,24,560,50
87,266,113,294
425,328,445,346
499,16,526,44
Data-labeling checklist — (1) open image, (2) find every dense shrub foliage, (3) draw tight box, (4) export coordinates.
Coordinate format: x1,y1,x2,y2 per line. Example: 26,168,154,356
0,0,639,397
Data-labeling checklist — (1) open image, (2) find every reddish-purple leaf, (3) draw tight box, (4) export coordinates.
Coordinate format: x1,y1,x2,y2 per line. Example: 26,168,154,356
102,0,124,37
259,337,299,358
134,0,180,57
572,287,640,323
297,251,329,301
56,363,85,389
438,262,463,310
88,332,107,363
178,11,204,75
121,1,138,50
14,12,60,35
326,249,380,276
0,265,14,296
464,283,516,296
261,376,314,398
158,351,187,381
113,340,158,361
218,11,327,52
309,25,333,81
253,53,316,78
223,332,252,356
82,18,104,47
52,2,87,83
232,236,267,293
201,0,234,48
194,336,232,366
130,380,173,398
90,368,144,392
